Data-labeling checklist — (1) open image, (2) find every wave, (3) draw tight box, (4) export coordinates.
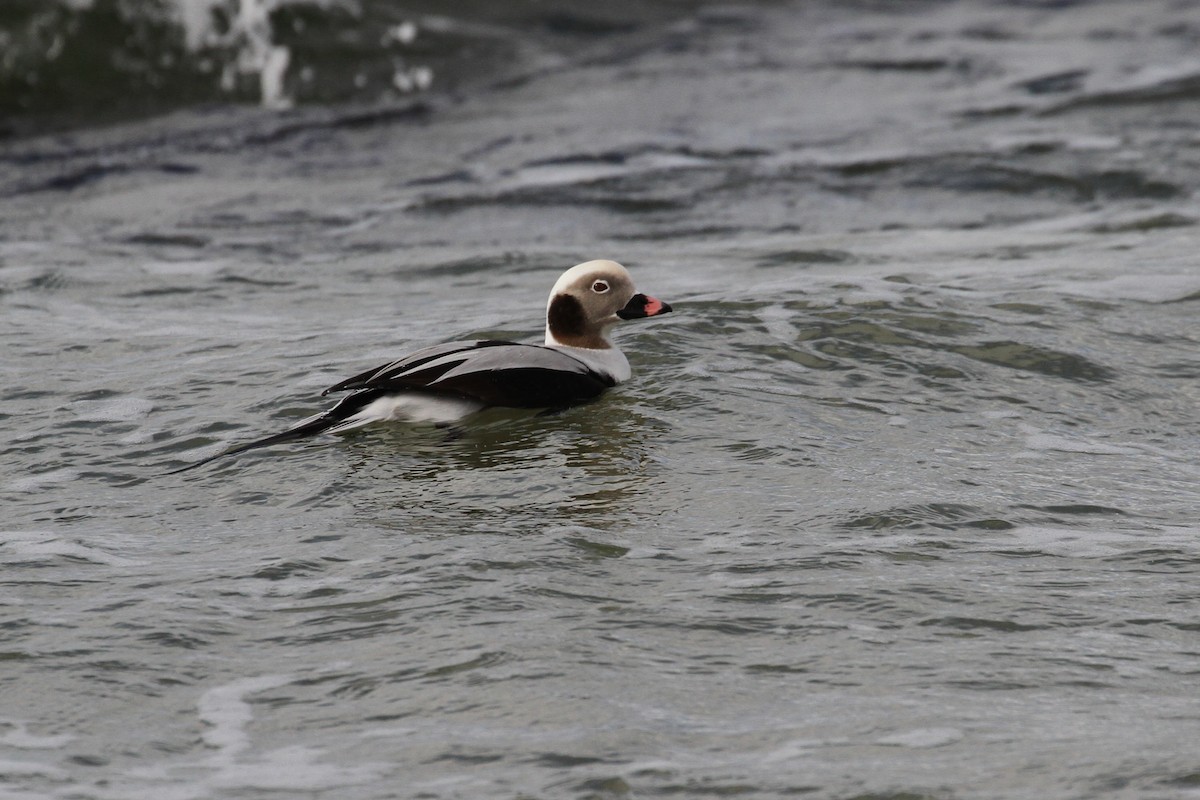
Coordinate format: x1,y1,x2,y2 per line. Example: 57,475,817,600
0,0,437,137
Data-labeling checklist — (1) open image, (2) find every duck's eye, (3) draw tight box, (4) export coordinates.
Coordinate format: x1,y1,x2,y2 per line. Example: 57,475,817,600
591,280,610,294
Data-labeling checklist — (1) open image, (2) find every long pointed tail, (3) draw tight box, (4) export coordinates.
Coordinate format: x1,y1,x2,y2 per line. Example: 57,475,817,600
165,391,382,474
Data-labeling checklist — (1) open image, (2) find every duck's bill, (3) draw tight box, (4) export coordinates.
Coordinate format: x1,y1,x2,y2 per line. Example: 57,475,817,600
617,293,673,319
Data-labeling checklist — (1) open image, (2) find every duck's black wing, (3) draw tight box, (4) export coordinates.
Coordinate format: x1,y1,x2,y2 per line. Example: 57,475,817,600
322,339,616,408
321,340,507,395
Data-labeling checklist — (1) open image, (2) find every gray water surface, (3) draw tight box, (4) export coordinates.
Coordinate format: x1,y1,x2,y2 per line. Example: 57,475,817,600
3,2,1200,798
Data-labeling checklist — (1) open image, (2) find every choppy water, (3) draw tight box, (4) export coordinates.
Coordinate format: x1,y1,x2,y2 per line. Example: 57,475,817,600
4,1,1200,798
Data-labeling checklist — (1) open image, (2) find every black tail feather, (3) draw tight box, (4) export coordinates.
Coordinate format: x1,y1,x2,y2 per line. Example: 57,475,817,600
164,415,339,475
164,391,382,475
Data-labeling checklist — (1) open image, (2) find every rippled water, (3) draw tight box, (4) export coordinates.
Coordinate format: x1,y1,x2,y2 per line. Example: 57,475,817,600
4,1,1200,798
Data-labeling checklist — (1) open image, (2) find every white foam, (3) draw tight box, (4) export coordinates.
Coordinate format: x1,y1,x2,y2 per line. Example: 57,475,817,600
877,727,964,748
174,0,427,108
1043,272,1200,304
509,162,631,190
5,468,81,492
70,397,155,423
210,744,380,791
0,720,74,750
198,675,293,754
1023,432,1143,456
175,0,294,107
0,531,143,567
82,674,388,797
994,526,1130,559
1098,59,1200,95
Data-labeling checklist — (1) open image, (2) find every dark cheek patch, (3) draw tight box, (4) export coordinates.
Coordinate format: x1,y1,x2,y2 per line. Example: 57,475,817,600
547,294,586,340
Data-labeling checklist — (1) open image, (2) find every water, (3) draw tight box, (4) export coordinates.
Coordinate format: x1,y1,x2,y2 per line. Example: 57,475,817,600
4,1,1200,798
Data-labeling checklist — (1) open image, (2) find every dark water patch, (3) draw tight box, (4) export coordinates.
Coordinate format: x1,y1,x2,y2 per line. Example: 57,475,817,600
801,334,973,382
837,57,965,72
801,319,925,349
250,559,328,580
239,102,433,145
406,252,560,278
918,616,1046,633
1004,140,1063,157
960,518,1017,531
823,156,1183,204
218,274,297,288
1152,361,1200,378
615,224,742,241
415,185,688,215
1162,772,1200,788
883,311,979,339
140,631,208,650
1083,170,1181,200
744,662,811,674
838,504,985,532
157,161,200,174
423,651,506,680
1165,621,1200,632
534,752,610,768
1016,69,1090,95
925,164,1171,202
328,672,416,700
0,0,222,137
1065,297,1118,313
118,285,220,299
1103,551,1200,573
1043,71,1200,115
0,98,432,199
562,537,630,559
122,232,210,248
817,397,891,414
0,0,493,138
757,249,855,267
989,302,1052,315
1033,504,1127,517
948,341,1114,382
539,12,638,37
431,750,506,765
6,270,71,292
1088,212,1196,233
717,439,819,468
945,678,1039,690
826,156,911,179
403,169,475,187
3,157,202,197
523,151,631,168
572,776,634,796
957,102,1030,120
37,163,130,192
192,207,363,231
676,144,770,160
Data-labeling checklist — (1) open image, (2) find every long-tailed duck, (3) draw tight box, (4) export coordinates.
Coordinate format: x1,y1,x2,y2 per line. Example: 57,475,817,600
169,259,671,472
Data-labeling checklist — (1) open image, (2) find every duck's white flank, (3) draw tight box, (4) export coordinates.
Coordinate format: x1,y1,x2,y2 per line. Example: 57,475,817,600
324,394,485,433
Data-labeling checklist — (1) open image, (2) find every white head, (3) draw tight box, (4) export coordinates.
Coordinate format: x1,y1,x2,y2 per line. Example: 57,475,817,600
544,260,671,349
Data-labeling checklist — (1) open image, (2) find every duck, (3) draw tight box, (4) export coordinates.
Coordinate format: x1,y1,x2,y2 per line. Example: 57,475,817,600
169,259,672,473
